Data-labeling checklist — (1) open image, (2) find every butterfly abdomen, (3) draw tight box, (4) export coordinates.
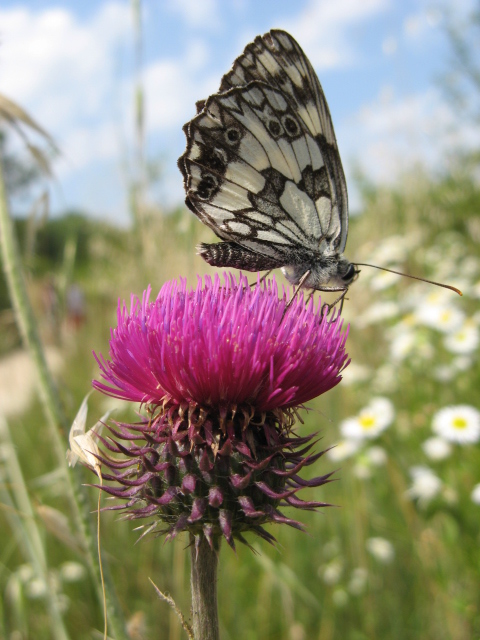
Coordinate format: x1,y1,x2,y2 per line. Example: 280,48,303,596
198,242,284,271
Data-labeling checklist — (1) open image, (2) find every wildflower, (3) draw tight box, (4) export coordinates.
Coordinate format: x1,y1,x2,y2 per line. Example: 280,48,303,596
407,466,442,504
422,437,452,461
320,559,343,585
453,356,474,372
365,446,387,466
348,568,368,596
470,484,480,505
92,274,349,548
415,304,465,333
389,328,416,361
432,365,455,383
366,537,395,564
432,405,480,445
352,442,386,479
443,321,479,355
59,562,87,583
326,439,361,462
340,397,394,441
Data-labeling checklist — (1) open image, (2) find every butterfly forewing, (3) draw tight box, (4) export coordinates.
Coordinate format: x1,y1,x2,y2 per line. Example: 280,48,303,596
179,29,353,290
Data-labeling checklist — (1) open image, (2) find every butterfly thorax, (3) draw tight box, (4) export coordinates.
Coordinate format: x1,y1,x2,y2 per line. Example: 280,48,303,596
281,254,356,291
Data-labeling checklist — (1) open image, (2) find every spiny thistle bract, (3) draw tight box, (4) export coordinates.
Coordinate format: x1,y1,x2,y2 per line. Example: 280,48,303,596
93,273,349,549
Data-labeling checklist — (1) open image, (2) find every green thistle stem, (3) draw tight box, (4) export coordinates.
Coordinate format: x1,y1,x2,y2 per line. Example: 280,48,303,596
190,535,220,640
0,160,128,639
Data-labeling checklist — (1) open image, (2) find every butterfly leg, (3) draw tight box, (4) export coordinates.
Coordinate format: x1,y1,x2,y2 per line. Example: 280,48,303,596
320,287,349,317
282,270,312,316
248,270,272,288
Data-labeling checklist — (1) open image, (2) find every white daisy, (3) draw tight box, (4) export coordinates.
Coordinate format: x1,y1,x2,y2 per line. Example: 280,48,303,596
453,356,474,372
407,466,442,504
327,439,361,462
320,559,343,585
415,304,465,333
472,280,480,299
60,562,87,583
390,329,416,361
348,568,368,596
365,446,388,466
432,365,455,383
470,484,480,505
366,537,395,564
444,321,479,355
406,287,452,313
432,405,480,444
422,437,452,461
340,397,395,441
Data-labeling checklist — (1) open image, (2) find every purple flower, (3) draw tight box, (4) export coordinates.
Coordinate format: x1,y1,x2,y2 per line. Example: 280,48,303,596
93,273,349,548
94,273,348,411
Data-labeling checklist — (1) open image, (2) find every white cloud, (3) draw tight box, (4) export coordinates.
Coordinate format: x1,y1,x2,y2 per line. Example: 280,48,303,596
284,0,389,69
0,3,131,130
58,122,120,176
143,45,217,134
342,87,480,185
166,0,222,30
0,3,132,177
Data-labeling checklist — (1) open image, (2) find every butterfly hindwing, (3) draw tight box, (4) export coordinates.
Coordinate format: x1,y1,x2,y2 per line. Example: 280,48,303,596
182,78,343,259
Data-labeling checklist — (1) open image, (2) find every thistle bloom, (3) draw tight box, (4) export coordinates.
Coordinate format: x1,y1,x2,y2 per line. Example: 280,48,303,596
93,273,349,548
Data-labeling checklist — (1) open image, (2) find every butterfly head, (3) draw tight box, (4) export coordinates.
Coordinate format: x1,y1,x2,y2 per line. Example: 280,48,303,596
282,256,358,293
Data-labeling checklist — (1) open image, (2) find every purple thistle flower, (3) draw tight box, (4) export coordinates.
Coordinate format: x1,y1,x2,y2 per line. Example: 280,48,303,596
93,273,349,548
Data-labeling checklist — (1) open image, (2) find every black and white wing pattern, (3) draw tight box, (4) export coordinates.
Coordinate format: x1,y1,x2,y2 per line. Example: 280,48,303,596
178,29,356,292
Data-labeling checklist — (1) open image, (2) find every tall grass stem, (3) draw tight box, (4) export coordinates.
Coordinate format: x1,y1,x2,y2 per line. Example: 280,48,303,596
0,160,128,639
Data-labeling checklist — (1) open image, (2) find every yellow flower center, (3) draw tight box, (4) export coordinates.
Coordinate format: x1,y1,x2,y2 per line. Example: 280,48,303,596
452,417,467,430
360,415,376,430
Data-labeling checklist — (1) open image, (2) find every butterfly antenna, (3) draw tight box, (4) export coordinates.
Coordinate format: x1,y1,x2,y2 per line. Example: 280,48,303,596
355,263,463,296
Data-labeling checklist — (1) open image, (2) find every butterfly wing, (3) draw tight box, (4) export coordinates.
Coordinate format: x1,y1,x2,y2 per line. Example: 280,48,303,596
179,29,349,263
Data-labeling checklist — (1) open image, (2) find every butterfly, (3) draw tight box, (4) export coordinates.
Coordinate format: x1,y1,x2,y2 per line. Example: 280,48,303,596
178,29,357,296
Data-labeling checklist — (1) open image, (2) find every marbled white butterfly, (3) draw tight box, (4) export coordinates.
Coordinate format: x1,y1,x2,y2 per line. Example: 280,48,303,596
178,29,462,299
178,30,355,295
179,30,462,303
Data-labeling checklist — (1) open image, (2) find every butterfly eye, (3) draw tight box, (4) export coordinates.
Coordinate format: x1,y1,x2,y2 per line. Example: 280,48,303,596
196,174,218,200
268,120,281,136
282,115,299,136
341,263,357,282
225,127,241,143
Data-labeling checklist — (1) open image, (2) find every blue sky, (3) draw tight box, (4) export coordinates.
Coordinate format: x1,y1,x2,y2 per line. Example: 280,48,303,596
1,0,477,224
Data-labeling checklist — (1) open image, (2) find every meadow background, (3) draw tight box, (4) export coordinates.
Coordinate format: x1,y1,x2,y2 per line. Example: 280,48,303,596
1,1,480,639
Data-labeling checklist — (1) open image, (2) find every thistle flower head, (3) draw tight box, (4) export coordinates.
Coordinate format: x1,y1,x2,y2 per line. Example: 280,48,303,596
92,273,349,548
